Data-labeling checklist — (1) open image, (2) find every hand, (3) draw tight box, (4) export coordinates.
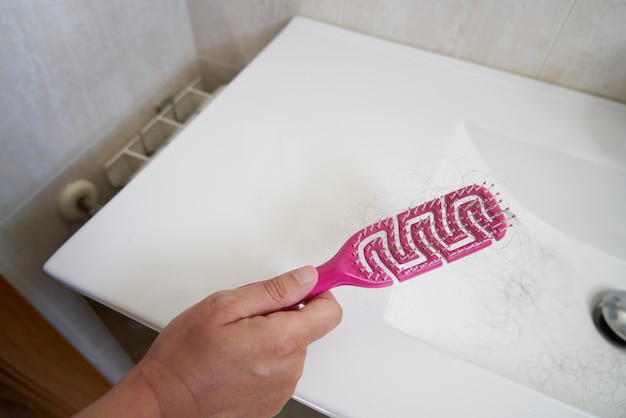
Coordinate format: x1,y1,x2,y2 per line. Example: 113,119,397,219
77,266,342,418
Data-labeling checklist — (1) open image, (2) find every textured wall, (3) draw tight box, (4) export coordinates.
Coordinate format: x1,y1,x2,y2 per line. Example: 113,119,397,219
187,0,626,103
0,0,198,382
0,0,198,222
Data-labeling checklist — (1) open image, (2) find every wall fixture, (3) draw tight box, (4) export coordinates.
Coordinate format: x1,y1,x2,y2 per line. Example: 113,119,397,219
104,78,225,188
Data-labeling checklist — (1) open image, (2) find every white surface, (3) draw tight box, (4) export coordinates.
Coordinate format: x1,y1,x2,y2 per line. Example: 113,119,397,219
386,125,626,416
45,18,626,417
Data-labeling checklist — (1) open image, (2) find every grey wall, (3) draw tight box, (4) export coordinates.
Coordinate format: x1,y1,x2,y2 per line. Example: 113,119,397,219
188,0,626,103
0,0,198,381
0,0,198,221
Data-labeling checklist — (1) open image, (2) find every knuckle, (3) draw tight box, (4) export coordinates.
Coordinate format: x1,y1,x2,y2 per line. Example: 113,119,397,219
280,334,309,358
289,335,309,356
262,278,290,304
204,291,241,317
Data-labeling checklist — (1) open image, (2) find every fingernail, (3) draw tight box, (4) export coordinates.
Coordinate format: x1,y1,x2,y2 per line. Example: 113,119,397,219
293,265,315,285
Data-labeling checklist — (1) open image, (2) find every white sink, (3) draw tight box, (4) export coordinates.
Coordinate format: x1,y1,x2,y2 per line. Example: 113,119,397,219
386,124,626,417
44,18,626,418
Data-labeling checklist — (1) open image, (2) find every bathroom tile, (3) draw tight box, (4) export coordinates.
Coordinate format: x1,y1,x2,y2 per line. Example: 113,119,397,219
186,0,622,102
187,0,344,70
218,0,303,64
340,0,573,77
186,0,249,69
0,0,199,380
538,0,626,103
298,0,345,24
0,0,198,222
188,0,350,67
188,0,604,93
99,1,199,109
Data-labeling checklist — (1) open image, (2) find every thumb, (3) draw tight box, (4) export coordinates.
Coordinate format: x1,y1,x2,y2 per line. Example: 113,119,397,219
229,266,318,319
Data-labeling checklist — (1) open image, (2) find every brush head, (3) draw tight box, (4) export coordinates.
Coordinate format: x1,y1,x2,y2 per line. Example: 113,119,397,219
299,183,510,306
338,183,508,285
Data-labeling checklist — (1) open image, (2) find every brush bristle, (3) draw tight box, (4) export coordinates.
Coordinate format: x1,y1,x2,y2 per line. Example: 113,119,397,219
349,184,508,283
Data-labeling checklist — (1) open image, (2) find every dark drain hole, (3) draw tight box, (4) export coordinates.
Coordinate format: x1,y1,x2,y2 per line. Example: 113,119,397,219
593,302,626,347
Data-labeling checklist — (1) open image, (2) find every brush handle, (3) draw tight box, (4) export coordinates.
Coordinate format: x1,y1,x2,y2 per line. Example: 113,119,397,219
282,261,344,310
307,262,344,300
282,252,355,309
294,249,391,308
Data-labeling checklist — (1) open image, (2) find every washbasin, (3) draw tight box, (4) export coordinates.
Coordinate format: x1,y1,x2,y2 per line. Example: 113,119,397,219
386,124,626,417
44,18,626,418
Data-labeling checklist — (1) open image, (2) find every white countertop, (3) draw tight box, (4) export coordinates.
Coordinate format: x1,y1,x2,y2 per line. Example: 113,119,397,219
46,18,626,417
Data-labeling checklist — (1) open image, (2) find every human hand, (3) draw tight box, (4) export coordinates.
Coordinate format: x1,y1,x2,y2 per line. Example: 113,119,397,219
79,266,342,418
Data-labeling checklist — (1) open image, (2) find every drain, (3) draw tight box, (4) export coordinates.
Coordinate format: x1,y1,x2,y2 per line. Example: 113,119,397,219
593,290,626,347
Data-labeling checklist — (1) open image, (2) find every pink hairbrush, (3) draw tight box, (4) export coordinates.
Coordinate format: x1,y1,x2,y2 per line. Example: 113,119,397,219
302,183,508,305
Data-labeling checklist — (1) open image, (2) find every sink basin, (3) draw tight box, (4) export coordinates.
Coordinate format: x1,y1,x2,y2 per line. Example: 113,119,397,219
44,18,626,418
386,124,626,417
